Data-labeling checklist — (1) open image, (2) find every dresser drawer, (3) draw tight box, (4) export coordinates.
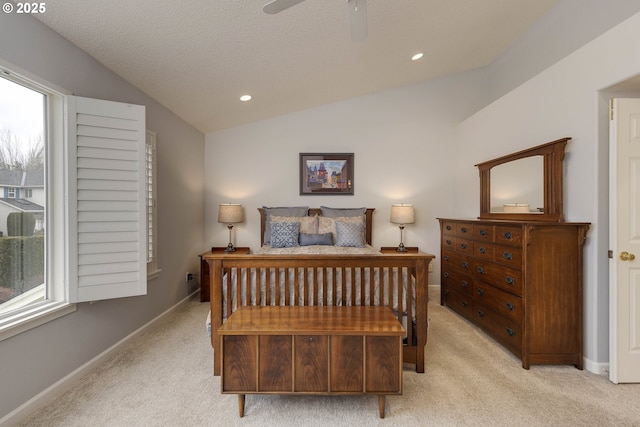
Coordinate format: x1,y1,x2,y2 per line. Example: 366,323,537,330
473,241,495,261
495,226,523,247
455,223,473,237
473,224,495,242
474,283,523,325
442,236,473,254
442,236,456,250
441,221,456,236
441,284,474,321
473,262,523,295
442,268,473,296
494,245,522,269
442,250,472,274
456,237,473,254
472,308,522,357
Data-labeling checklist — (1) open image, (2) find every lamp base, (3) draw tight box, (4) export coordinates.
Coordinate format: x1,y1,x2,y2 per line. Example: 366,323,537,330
224,224,236,252
396,244,408,252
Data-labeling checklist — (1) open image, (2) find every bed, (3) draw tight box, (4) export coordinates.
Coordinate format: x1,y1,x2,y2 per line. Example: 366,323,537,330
203,207,434,375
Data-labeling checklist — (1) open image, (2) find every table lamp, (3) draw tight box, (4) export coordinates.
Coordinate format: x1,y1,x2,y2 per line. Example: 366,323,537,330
218,204,244,252
390,204,415,252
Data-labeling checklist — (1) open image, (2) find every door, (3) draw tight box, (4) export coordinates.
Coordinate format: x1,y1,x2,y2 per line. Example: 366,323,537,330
609,98,640,383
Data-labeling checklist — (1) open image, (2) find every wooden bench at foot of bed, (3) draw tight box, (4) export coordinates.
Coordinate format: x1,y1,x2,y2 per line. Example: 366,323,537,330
203,251,435,376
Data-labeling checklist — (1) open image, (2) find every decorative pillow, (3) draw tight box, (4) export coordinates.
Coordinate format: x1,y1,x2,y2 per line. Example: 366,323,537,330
270,221,300,248
299,232,333,246
335,221,365,247
262,206,308,244
320,206,366,217
318,215,365,244
271,214,318,235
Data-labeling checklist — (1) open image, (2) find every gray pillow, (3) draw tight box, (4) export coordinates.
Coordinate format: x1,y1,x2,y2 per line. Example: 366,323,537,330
263,206,308,244
320,206,366,217
335,220,365,247
270,221,300,248
299,232,333,246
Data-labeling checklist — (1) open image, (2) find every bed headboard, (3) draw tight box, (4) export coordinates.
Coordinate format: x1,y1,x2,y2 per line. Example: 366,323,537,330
258,208,375,246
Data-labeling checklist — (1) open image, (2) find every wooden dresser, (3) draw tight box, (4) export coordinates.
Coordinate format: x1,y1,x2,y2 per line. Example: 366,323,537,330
438,218,589,369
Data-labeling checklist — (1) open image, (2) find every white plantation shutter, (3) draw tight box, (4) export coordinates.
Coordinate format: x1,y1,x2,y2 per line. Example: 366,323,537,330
67,96,146,302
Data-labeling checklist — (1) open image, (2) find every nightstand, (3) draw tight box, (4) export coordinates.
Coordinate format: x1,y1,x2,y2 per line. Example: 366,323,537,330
380,246,420,254
198,247,251,302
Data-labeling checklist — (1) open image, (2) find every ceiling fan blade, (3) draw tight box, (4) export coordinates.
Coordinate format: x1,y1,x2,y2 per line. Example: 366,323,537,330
263,0,307,14
347,0,367,42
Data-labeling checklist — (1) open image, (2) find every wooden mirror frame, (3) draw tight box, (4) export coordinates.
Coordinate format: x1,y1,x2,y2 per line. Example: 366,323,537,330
476,137,570,222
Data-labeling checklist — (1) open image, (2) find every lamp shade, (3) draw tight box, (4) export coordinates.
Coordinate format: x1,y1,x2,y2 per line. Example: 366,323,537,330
390,204,415,225
218,204,244,224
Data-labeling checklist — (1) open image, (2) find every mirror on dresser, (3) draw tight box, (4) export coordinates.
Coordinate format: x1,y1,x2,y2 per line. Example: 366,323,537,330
475,137,570,222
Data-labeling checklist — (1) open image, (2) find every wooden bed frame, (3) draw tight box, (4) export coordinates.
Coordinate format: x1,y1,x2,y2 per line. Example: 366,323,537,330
203,208,434,375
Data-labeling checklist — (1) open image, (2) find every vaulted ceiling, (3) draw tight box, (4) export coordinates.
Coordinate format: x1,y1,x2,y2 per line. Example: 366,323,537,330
34,0,559,133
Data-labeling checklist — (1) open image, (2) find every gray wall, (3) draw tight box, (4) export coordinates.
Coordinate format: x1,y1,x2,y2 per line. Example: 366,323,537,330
488,0,640,102
0,12,205,419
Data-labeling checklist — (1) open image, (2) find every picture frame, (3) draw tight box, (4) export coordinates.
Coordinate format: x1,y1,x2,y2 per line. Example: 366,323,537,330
300,153,354,195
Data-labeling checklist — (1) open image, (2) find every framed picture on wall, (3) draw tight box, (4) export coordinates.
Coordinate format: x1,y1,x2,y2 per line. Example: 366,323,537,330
300,153,354,195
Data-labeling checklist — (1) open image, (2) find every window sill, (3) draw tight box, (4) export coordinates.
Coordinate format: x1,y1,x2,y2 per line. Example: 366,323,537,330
147,268,162,281
0,301,76,342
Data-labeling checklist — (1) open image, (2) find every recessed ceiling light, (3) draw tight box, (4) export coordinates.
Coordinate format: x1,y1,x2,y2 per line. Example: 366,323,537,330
240,94,252,102
411,53,424,61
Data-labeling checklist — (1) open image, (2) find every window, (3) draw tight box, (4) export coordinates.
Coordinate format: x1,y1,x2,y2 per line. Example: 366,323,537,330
0,74,47,318
0,64,147,340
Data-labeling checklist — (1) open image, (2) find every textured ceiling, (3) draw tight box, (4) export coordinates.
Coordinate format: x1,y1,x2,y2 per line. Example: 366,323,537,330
34,0,559,133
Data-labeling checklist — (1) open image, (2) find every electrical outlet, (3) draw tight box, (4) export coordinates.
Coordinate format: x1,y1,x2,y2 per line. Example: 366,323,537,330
428,263,434,273
186,272,193,282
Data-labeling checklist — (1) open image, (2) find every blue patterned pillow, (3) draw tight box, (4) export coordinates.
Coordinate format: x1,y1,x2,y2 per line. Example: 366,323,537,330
270,221,300,248
335,220,365,247
299,232,333,246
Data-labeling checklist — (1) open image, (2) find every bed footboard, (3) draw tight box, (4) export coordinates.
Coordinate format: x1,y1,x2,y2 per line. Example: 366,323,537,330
203,252,434,376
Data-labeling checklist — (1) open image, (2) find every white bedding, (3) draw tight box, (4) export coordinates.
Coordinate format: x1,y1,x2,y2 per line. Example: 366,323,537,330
255,243,382,255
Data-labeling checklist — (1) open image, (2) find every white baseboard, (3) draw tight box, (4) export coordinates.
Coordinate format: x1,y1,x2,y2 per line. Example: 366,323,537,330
584,357,610,377
0,290,199,427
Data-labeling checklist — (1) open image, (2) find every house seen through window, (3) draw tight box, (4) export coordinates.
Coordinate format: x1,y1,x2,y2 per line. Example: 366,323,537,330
0,76,46,313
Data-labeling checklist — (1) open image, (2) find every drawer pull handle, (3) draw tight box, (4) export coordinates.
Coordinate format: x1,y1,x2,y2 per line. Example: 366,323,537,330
506,327,515,337
479,229,487,236
503,252,513,260
460,243,467,249
503,231,513,239
462,300,469,307
444,272,450,278
506,302,515,311
477,267,485,274
505,276,515,285
444,255,450,261
479,247,486,254
461,227,468,233
461,261,468,268
477,310,485,317
308,337,314,342
446,225,452,230
476,288,484,295
446,239,452,245
444,289,449,295
461,281,469,288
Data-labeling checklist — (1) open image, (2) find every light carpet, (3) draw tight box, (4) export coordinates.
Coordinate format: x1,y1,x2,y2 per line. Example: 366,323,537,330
17,289,640,426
